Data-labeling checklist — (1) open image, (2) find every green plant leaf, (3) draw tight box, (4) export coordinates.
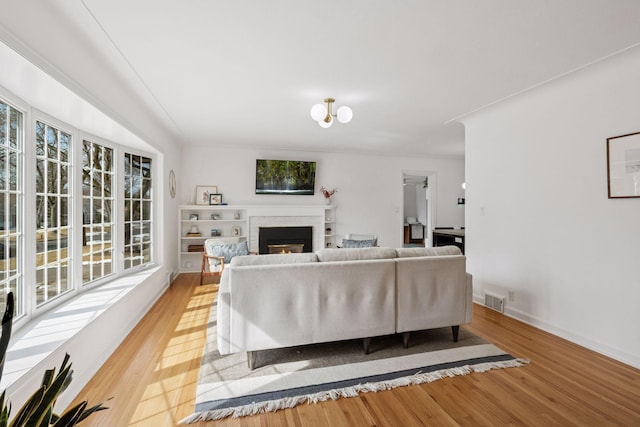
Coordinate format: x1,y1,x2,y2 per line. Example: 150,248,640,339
10,385,45,426
0,391,9,427
74,400,109,424
53,402,85,426
27,363,73,426
0,292,15,384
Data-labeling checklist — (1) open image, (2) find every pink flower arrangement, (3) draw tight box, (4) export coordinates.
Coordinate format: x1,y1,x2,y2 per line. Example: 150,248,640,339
320,186,337,199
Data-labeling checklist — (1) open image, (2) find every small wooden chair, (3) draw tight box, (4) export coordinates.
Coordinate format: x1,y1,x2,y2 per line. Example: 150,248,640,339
200,237,248,285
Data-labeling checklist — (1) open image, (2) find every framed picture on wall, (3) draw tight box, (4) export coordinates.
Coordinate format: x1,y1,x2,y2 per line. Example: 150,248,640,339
195,185,218,205
607,131,640,198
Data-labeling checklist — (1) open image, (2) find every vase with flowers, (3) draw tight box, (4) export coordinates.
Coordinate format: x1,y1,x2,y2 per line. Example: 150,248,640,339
320,186,337,205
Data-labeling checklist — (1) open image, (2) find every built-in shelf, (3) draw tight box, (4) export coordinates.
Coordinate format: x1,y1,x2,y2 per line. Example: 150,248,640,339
178,205,337,272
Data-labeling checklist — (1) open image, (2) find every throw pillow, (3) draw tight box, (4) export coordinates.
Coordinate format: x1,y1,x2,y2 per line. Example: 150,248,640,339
341,238,377,248
208,241,250,265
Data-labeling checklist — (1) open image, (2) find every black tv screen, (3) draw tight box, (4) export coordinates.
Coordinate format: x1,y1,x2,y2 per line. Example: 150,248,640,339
255,159,316,195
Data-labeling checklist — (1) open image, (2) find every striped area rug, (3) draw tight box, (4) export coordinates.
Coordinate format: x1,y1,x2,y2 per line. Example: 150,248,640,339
181,304,528,423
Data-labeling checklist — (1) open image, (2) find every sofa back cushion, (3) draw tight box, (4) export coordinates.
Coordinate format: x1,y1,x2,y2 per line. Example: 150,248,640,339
316,247,397,262
395,245,461,258
230,252,318,266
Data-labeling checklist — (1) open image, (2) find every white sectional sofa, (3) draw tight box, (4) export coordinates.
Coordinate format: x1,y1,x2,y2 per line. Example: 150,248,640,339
215,246,472,369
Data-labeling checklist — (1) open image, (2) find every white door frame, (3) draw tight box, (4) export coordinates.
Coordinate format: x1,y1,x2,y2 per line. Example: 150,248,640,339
402,171,437,247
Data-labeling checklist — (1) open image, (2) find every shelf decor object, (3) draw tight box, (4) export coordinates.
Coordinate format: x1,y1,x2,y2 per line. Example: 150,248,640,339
607,131,640,198
209,193,223,205
195,185,218,205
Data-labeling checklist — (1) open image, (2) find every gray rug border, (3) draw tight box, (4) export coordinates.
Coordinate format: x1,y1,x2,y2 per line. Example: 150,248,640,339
195,353,515,412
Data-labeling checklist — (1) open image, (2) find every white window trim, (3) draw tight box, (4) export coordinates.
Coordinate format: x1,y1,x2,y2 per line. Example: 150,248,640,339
0,87,29,325
30,109,79,316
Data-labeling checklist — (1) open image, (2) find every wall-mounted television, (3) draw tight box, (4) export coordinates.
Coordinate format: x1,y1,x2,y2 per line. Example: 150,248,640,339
255,159,316,195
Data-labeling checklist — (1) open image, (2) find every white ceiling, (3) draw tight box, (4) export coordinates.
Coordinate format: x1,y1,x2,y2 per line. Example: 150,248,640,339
8,1,640,157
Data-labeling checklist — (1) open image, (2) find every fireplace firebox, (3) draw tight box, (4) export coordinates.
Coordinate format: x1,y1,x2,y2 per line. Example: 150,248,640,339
258,226,313,255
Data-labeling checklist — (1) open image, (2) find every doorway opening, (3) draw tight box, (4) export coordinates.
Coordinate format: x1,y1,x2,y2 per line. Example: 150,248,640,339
402,172,435,247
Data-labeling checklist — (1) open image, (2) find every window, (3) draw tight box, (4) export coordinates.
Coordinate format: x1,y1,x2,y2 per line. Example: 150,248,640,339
123,153,152,269
82,140,114,284
0,100,22,316
0,86,156,323
35,120,72,305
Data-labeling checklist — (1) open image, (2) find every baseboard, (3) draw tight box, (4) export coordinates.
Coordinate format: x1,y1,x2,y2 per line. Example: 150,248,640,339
472,294,640,369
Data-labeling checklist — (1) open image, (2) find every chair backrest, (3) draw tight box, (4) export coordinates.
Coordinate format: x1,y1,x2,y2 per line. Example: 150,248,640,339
204,237,249,267
344,233,377,241
204,236,246,249
342,234,378,248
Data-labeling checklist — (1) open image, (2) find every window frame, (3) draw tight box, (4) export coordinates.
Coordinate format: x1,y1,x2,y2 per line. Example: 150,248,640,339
123,152,154,271
29,117,78,309
4,106,158,325
30,110,77,314
0,88,28,322
79,132,119,289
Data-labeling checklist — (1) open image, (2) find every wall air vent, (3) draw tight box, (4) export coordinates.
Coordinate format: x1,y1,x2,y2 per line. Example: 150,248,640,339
484,292,506,313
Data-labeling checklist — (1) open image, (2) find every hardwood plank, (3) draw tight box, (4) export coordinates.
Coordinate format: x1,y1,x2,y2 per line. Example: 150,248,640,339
69,273,640,426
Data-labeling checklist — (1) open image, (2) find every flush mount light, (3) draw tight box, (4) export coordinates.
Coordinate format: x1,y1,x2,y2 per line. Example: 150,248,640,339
310,98,353,128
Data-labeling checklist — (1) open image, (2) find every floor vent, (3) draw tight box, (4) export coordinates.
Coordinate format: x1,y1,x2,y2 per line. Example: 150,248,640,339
485,292,506,313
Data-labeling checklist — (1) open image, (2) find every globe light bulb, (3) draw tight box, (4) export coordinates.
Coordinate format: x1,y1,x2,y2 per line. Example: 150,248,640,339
336,106,353,123
310,104,326,122
318,115,333,128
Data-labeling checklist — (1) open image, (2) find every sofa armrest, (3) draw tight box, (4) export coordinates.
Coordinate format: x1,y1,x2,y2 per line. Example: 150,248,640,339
395,255,471,333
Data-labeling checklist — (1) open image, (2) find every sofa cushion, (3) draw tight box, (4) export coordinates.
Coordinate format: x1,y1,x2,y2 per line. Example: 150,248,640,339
230,252,318,266
316,247,397,262
206,240,249,265
341,238,377,248
395,245,462,257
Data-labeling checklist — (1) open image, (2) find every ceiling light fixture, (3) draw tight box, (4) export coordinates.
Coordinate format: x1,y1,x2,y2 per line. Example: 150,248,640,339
310,98,352,128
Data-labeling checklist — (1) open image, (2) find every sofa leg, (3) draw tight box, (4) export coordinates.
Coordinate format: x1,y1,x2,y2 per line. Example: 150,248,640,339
402,332,410,349
247,351,257,370
452,325,460,342
363,337,371,354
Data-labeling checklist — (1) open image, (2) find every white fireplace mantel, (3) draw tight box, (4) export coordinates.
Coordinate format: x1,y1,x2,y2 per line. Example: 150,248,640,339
246,205,331,253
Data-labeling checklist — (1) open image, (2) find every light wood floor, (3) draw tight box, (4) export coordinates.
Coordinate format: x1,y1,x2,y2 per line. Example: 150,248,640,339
70,273,640,426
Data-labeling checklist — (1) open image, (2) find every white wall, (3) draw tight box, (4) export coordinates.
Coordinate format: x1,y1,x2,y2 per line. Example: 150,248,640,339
463,46,640,368
180,146,465,248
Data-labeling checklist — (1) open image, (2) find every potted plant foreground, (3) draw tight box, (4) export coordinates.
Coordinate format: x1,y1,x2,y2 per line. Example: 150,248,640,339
0,292,108,426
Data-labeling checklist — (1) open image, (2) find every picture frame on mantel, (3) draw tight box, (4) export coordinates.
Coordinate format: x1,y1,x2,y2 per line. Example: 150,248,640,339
607,132,640,198
209,193,223,205
195,185,218,205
